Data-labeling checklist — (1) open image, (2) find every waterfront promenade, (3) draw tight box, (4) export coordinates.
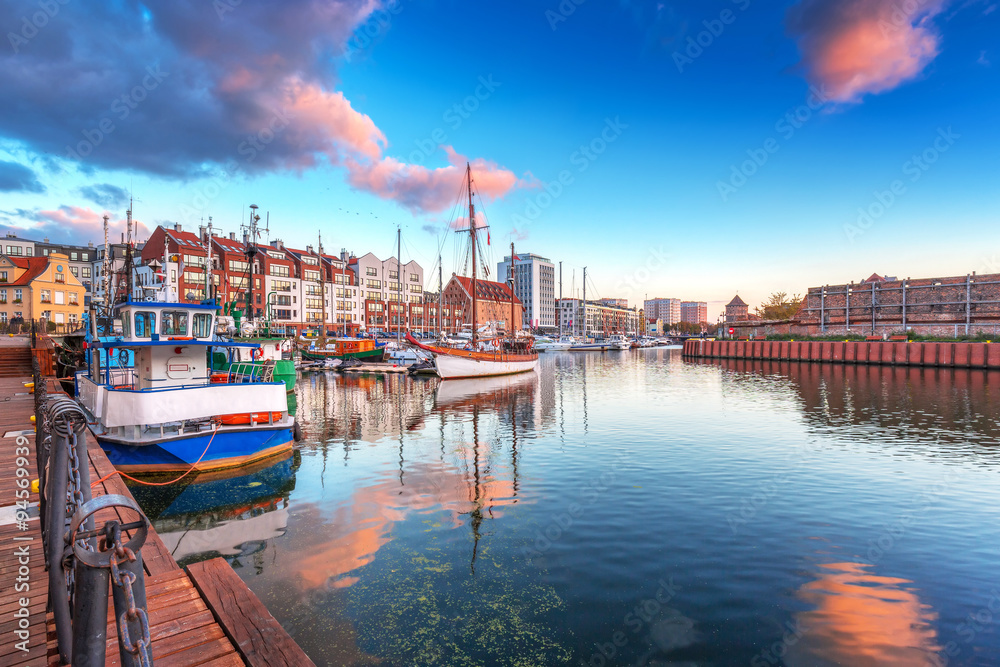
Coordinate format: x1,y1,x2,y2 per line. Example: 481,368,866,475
0,336,314,667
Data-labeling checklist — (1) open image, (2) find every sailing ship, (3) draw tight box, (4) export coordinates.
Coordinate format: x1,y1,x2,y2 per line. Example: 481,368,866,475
405,164,538,380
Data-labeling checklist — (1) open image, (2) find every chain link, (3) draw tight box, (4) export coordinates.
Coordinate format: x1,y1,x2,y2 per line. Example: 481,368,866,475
105,523,152,667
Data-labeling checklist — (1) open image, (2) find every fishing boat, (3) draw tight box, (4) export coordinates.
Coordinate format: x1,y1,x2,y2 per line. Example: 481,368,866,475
76,300,296,474
299,337,385,362
405,164,538,380
570,339,612,351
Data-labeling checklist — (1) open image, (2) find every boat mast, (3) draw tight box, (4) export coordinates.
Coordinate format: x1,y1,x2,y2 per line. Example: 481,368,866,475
102,214,111,314
123,201,134,303
582,266,587,340
318,231,326,346
397,225,402,343
558,261,562,339
467,163,477,345
438,253,443,340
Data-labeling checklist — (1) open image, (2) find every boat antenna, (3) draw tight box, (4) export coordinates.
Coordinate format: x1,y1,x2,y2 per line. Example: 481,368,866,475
509,241,516,337
318,231,326,347
205,216,214,303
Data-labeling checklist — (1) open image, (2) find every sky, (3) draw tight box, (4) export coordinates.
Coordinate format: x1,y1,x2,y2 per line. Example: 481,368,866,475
1,0,998,320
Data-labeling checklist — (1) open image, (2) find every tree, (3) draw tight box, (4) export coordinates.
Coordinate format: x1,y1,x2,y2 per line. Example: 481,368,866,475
755,292,802,320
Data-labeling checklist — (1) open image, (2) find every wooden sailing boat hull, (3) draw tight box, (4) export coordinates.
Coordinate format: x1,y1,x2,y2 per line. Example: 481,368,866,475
433,351,539,379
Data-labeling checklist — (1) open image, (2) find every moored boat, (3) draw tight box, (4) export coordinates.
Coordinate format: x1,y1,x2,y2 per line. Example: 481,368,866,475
77,300,296,474
534,336,573,352
299,337,385,362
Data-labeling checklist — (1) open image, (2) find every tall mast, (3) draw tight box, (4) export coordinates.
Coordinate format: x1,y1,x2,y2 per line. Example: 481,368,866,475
582,266,587,339
124,201,134,302
245,203,259,325
437,253,443,339
318,231,326,346
509,242,516,336
467,163,477,344
397,225,402,343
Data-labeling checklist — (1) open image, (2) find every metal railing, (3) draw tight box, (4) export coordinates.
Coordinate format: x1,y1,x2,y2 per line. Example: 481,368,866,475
34,361,154,667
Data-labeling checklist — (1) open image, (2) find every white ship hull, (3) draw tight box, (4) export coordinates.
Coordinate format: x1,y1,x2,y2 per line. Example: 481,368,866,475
433,352,539,379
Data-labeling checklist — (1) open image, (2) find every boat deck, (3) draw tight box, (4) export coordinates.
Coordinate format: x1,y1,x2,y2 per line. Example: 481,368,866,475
0,347,314,667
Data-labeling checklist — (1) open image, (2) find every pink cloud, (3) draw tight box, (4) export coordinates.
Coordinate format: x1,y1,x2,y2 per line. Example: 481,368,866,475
345,145,528,214
787,0,950,103
32,206,151,245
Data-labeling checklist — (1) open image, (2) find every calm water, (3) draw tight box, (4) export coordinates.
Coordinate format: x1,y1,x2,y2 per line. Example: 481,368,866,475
130,350,1000,666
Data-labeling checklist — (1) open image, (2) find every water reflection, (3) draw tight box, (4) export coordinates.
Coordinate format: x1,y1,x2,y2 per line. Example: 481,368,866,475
787,562,941,666
127,451,298,567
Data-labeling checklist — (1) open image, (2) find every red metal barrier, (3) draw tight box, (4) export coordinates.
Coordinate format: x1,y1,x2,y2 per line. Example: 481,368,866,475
970,343,986,368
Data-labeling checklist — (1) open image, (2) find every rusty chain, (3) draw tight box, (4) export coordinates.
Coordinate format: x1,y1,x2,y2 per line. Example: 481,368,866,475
105,522,152,667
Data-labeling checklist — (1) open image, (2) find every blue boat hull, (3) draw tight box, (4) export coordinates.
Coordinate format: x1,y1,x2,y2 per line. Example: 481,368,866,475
97,426,294,474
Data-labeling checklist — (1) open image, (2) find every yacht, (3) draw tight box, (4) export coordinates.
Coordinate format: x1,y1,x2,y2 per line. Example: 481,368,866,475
534,336,573,351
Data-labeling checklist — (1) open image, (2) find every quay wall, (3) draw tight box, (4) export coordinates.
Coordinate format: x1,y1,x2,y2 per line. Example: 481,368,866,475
682,339,1000,369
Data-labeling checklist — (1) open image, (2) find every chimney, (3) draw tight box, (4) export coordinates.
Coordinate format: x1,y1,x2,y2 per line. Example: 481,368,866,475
88,241,94,248
306,244,314,254
273,238,284,249
229,232,236,241
173,223,182,232
198,225,206,242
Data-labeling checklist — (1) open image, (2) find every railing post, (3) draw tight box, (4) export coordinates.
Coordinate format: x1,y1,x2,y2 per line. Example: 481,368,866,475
44,419,73,664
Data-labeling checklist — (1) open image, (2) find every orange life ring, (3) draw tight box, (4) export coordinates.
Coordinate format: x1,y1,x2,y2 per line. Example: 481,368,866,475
168,336,194,341
252,348,263,361
210,373,229,384
216,411,282,425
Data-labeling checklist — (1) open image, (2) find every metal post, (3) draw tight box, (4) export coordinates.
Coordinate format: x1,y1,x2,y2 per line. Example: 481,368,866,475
111,549,149,667
820,287,826,333
45,426,72,665
845,286,850,334
899,279,906,332
967,274,972,335
871,283,876,335
73,557,110,667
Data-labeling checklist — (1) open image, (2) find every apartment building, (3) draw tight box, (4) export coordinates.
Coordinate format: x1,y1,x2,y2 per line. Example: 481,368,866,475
496,253,556,329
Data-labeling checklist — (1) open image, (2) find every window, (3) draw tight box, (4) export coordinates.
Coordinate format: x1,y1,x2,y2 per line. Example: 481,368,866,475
68,313,77,324
389,282,401,292
14,289,22,302
229,260,249,273
70,252,78,261
54,291,64,305
410,285,422,293
171,270,177,283
367,291,380,301
366,279,381,289
0,289,5,303
304,270,321,281
410,273,419,282
334,274,349,285
366,267,377,276
25,247,32,256
301,256,318,265
81,253,89,261
68,292,78,305
160,311,189,336
82,267,91,278
70,266,79,277
276,295,291,306
0,313,6,323
389,270,399,280
270,265,289,277
305,298,322,309
0,271,5,282
5,246,22,256
54,272,65,283
134,312,156,338
184,254,206,267
40,289,51,303
192,313,212,338
273,280,291,292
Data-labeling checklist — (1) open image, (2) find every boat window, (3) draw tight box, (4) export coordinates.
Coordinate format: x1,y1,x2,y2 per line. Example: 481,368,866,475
192,313,213,338
160,311,189,336
134,312,156,338
120,315,131,339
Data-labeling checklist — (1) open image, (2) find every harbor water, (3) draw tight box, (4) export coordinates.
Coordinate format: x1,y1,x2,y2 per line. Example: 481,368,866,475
129,349,1000,666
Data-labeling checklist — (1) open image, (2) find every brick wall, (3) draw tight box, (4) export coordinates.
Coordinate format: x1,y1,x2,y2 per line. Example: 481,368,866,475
796,273,1000,336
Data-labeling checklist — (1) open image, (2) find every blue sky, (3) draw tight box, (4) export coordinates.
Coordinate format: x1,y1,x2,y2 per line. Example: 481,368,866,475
1,0,997,319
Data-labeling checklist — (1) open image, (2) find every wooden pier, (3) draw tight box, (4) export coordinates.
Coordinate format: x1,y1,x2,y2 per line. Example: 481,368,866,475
0,336,314,667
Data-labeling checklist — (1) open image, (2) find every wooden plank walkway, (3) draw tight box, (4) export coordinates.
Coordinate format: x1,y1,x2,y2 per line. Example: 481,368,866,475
0,338,314,667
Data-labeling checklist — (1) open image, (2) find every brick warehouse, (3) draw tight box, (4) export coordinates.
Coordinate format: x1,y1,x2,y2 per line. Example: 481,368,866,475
796,272,1000,337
